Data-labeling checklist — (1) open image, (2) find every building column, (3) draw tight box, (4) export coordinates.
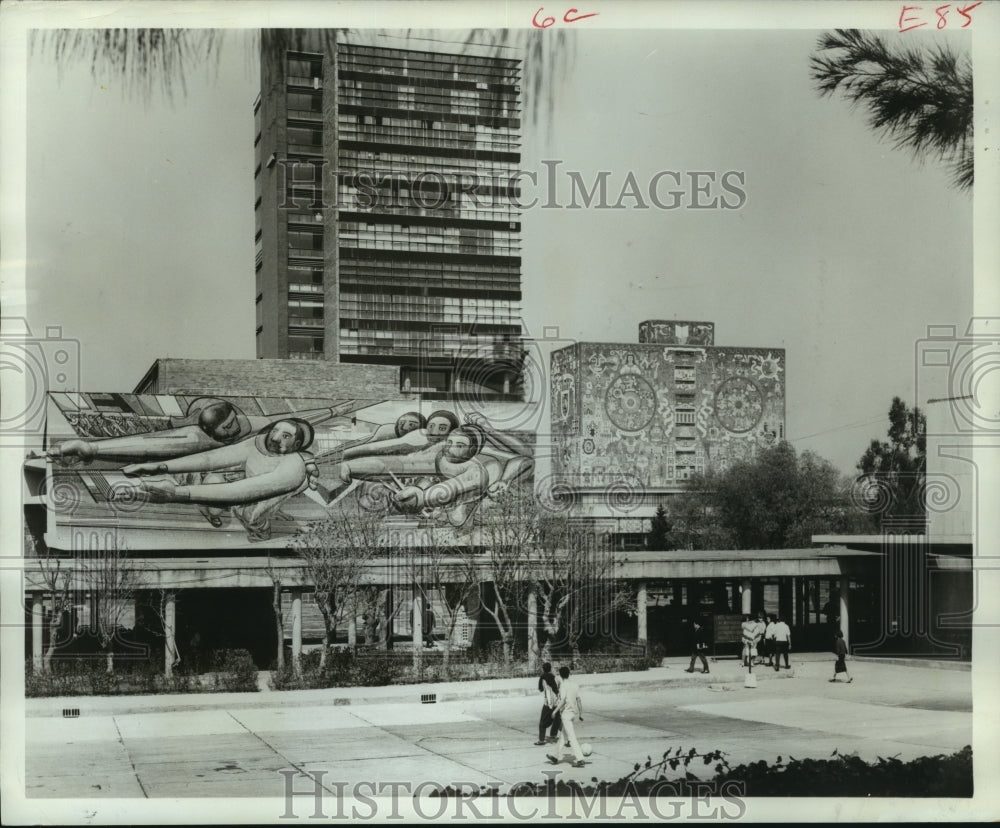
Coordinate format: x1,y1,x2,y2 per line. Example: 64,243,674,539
636,581,648,647
740,579,752,615
839,575,850,648
32,594,44,672
527,588,539,668
347,616,357,649
412,591,423,667
163,591,177,679
290,590,303,674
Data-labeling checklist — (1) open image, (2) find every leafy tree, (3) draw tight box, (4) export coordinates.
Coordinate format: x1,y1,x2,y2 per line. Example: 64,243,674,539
672,442,860,549
856,396,926,529
647,503,672,550
811,29,973,189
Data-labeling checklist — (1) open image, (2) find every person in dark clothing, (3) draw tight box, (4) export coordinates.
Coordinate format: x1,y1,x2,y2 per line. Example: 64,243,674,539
684,620,710,674
535,662,562,744
829,629,853,683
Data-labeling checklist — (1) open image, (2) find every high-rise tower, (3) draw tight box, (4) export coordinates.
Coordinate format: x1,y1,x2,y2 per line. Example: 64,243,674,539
254,30,524,399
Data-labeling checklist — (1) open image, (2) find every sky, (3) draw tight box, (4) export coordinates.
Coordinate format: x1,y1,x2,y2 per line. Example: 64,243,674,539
19,21,977,476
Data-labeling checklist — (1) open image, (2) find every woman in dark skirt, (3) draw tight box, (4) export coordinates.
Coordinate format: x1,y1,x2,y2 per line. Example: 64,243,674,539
829,629,853,683
535,663,562,745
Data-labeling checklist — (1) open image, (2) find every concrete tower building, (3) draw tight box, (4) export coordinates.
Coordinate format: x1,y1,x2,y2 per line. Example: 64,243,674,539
254,30,525,399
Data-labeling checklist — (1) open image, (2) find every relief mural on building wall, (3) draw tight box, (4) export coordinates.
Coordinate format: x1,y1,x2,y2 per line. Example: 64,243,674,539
39,393,534,544
551,342,785,490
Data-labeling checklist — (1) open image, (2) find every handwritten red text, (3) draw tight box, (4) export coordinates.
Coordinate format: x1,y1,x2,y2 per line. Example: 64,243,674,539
532,7,599,28
898,3,982,32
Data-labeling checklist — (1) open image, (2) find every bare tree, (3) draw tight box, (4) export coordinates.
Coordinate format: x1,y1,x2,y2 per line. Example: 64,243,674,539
473,484,534,664
142,587,182,678
29,535,76,673
292,502,386,671
351,585,385,649
406,526,482,679
264,555,304,674
76,538,142,674
560,529,635,660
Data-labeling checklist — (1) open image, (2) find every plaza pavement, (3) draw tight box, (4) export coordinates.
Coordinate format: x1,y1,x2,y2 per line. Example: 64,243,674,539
23,654,972,801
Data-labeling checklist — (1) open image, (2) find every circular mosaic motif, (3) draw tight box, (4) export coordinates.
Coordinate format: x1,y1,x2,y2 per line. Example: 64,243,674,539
714,376,764,433
604,374,657,432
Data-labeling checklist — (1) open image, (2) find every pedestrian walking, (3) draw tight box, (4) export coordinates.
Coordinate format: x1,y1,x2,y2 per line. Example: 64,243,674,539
762,614,775,667
768,614,792,670
740,614,757,668
685,620,710,674
752,612,766,665
546,666,587,768
829,629,853,683
535,662,562,745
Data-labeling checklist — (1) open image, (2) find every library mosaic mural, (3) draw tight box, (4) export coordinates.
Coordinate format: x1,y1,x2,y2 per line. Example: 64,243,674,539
33,393,534,546
550,342,785,490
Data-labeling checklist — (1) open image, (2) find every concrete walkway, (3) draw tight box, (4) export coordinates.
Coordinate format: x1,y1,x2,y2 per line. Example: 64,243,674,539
23,655,972,805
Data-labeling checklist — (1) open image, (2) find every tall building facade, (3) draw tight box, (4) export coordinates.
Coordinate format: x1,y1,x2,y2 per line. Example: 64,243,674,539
254,30,524,399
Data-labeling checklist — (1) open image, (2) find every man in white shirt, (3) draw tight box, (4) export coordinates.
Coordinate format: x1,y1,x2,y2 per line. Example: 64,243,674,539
547,666,586,768
768,614,792,670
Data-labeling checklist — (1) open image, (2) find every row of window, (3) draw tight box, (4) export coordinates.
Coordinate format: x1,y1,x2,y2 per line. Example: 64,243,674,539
339,222,516,241
336,122,519,152
338,50,519,85
339,114,519,138
338,236,520,256
338,85,517,118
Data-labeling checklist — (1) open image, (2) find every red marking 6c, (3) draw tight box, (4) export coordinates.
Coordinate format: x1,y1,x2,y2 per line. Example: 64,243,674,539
532,7,599,28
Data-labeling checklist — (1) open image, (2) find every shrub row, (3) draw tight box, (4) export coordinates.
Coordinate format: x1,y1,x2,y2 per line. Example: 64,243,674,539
25,649,259,697
269,648,650,690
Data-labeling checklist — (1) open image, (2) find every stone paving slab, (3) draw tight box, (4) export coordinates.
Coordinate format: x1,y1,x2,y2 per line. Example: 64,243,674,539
20,659,975,803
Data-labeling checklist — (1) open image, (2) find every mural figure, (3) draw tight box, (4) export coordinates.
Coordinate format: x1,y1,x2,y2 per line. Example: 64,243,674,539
330,415,533,526
339,410,436,459
120,418,316,541
47,398,346,464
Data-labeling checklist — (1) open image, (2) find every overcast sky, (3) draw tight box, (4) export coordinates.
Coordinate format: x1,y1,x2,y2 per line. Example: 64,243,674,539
21,23,977,475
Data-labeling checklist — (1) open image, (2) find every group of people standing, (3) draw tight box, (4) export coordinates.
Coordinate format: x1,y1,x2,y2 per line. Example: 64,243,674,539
535,663,587,768
741,611,792,671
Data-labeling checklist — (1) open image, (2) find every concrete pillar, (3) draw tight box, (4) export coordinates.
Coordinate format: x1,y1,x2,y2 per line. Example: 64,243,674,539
740,579,752,615
163,591,177,678
290,590,303,674
347,616,357,649
637,581,648,645
527,588,538,668
32,594,44,672
839,575,850,648
412,592,423,666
